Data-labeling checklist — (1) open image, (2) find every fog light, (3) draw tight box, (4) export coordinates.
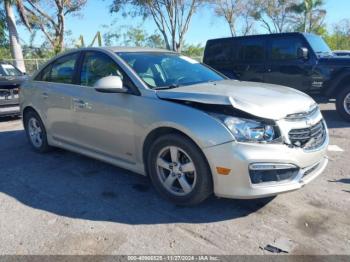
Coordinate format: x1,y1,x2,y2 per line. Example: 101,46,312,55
249,163,299,184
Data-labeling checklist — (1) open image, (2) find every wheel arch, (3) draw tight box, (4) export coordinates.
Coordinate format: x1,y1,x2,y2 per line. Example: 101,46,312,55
326,70,350,98
22,106,41,123
142,126,211,177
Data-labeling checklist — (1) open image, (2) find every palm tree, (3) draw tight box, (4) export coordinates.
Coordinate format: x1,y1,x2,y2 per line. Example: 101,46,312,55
290,0,326,33
2,0,30,72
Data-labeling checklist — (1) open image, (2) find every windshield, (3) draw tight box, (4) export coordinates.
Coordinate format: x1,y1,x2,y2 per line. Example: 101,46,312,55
0,64,23,76
117,52,225,89
304,34,333,56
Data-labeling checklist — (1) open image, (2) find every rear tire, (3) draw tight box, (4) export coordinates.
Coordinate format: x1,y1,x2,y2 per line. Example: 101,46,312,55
336,85,350,122
147,134,213,205
24,111,51,153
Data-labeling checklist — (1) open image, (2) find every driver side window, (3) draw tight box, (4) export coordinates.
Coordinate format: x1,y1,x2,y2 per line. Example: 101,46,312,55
80,52,124,87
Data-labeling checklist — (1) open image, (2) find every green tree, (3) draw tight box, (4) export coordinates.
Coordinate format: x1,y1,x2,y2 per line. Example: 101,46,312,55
110,0,208,52
181,43,204,59
0,8,8,46
0,11,10,59
1,0,31,72
252,0,298,33
289,0,326,33
212,0,256,36
103,25,165,48
23,0,87,54
324,19,350,50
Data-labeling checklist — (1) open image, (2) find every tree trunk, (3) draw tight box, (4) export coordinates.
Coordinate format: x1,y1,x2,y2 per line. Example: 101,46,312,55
4,0,26,73
303,11,308,32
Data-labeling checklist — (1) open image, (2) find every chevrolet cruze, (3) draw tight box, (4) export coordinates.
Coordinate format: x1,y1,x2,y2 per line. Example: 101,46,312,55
20,47,329,205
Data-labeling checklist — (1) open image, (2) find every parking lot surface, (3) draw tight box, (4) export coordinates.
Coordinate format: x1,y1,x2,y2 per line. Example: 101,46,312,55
0,102,349,255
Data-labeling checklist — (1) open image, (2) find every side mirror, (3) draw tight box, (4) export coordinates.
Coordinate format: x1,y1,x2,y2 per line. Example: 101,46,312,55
297,47,309,60
94,76,128,93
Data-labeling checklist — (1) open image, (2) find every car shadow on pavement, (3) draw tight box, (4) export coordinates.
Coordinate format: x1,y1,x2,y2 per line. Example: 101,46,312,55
0,130,274,225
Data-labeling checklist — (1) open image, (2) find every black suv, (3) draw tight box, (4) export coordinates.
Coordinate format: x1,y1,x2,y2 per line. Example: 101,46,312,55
0,62,27,117
204,33,350,121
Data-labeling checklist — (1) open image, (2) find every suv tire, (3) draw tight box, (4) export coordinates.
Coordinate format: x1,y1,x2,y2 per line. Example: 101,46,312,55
147,134,213,205
336,85,350,121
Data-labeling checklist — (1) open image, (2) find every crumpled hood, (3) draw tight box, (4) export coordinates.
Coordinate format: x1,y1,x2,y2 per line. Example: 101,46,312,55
156,80,316,120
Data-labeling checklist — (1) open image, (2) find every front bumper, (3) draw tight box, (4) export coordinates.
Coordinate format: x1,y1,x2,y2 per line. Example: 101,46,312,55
203,135,328,199
0,88,20,117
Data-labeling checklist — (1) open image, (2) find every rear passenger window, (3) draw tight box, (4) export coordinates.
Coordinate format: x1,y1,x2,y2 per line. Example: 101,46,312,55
239,39,265,62
35,53,78,83
270,38,303,60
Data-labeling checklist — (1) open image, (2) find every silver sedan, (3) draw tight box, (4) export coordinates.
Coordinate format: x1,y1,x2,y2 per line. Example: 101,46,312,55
20,47,329,205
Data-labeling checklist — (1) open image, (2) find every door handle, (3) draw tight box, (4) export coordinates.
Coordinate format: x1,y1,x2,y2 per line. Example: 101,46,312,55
73,98,86,109
73,98,85,104
41,92,49,99
73,98,91,109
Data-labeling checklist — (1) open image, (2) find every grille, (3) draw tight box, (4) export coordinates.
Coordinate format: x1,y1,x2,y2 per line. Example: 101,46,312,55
288,121,326,150
0,88,19,97
303,163,320,178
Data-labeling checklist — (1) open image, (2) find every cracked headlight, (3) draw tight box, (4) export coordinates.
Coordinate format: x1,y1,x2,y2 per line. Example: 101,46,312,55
223,117,276,143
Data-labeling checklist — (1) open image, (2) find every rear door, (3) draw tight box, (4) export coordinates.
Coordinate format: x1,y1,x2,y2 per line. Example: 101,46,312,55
33,52,81,144
233,37,267,82
264,36,313,91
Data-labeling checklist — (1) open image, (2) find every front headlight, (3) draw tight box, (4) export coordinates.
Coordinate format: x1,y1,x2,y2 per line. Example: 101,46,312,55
223,117,276,143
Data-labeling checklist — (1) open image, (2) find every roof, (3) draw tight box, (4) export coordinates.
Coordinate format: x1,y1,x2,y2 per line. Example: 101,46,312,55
206,32,316,42
102,46,175,53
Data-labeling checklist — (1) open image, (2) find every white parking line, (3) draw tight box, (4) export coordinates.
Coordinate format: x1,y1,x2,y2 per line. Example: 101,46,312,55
328,145,344,152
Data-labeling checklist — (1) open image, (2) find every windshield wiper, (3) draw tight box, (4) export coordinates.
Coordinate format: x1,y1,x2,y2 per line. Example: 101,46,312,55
153,84,180,90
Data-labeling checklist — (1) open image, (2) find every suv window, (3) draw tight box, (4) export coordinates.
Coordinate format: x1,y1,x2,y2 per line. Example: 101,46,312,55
204,39,233,64
80,52,124,87
239,39,265,62
270,37,303,60
35,53,78,83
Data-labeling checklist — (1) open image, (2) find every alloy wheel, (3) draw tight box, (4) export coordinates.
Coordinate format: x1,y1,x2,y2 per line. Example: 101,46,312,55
156,146,197,196
28,117,43,148
344,92,350,115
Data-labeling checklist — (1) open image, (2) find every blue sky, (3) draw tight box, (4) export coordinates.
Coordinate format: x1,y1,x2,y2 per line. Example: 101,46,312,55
18,0,350,48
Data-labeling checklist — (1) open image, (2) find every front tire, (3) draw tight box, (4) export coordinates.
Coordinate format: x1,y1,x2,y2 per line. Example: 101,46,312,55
24,111,51,153
147,134,213,205
336,85,350,121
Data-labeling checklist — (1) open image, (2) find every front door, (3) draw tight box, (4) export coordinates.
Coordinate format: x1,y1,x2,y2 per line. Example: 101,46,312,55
72,51,137,164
